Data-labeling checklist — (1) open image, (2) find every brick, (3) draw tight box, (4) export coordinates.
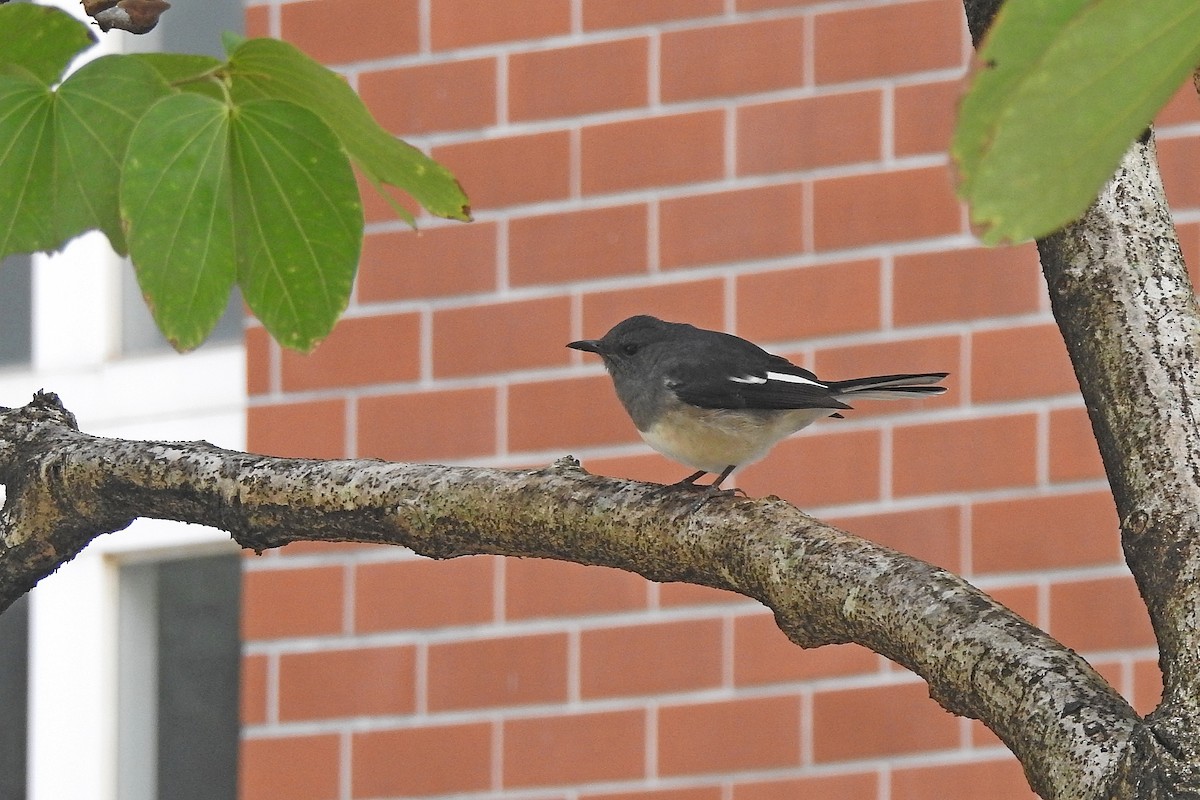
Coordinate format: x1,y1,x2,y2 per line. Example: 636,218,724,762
358,222,497,302
734,774,879,800
510,38,648,121
588,789,721,800
814,0,965,84
358,168,420,225
242,566,345,640
505,558,648,620
892,758,1036,800
972,491,1120,574
248,399,345,459
738,428,882,508
280,313,421,392
813,335,961,417
583,0,723,30
659,581,755,608
353,723,492,796
584,452,705,488
828,505,963,573
1049,576,1156,652
355,555,495,632
1132,659,1163,716
582,111,725,194
659,696,801,775
508,374,638,453
735,260,882,344
281,0,418,64
893,244,1043,325
431,0,570,49
660,184,805,269
738,91,882,175
582,279,725,338
733,613,878,686
241,653,268,726
662,18,805,102
972,324,1079,402
1048,406,1106,483
1157,79,1200,127
737,0,826,8
434,131,571,209
581,619,723,698
357,387,497,461
244,4,269,37
504,709,645,787
432,296,572,377
428,633,569,710
360,58,497,136
895,79,962,156
279,646,415,721
812,682,957,761
1156,135,1200,210
510,205,648,287
893,415,1038,496
245,325,272,396
988,584,1041,629
240,735,340,800
813,166,961,250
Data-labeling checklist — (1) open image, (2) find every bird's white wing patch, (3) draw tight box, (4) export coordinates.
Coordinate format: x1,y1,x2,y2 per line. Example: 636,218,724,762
766,371,826,388
729,375,767,384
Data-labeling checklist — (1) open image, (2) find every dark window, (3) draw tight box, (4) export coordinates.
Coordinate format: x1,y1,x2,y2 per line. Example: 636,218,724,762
0,255,33,367
0,594,29,800
118,554,241,800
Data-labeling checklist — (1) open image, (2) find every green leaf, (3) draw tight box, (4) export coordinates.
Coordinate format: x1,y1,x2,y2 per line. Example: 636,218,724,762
0,67,55,256
0,56,171,260
227,37,470,222
54,55,172,254
131,52,222,85
221,31,246,56
229,99,362,352
0,3,96,84
121,93,237,352
953,0,1200,244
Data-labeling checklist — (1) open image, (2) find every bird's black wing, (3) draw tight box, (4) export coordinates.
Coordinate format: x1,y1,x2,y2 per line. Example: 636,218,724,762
666,345,850,411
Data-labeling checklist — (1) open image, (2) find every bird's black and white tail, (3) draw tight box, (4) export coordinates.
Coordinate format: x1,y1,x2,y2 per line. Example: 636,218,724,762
829,373,948,402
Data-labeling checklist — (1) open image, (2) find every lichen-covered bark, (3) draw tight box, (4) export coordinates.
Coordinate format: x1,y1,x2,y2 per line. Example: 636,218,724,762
0,392,1145,799
1039,138,1200,796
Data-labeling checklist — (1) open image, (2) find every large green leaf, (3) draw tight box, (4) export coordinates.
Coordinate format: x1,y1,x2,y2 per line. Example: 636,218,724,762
0,56,171,260
230,99,362,352
54,55,172,254
954,0,1200,244
131,52,223,86
121,93,237,352
0,3,95,84
121,94,362,352
0,67,56,256
226,37,470,223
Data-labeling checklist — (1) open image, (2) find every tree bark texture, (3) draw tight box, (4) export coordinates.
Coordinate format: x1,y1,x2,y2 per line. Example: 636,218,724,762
0,391,1151,800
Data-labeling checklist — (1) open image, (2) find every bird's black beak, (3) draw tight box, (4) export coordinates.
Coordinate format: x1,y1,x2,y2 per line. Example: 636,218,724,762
567,339,602,354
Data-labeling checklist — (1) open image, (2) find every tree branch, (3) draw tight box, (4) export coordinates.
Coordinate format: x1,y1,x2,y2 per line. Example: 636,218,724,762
0,391,1143,799
1039,136,1200,789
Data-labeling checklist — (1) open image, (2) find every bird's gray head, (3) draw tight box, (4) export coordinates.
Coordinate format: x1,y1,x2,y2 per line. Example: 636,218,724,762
567,315,691,374
567,315,697,424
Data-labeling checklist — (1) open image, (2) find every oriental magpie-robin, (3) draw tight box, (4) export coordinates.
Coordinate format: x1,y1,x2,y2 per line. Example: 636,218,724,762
568,315,948,491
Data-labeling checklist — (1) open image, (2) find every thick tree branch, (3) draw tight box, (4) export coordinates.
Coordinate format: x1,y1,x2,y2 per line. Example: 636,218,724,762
0,391,1143,800
1039,137,1200,791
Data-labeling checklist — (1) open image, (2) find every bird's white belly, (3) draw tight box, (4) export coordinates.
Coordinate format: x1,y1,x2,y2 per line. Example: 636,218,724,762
640,405,831,473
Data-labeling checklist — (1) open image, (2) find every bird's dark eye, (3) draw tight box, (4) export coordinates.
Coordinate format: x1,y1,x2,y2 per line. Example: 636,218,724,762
621,342,639,356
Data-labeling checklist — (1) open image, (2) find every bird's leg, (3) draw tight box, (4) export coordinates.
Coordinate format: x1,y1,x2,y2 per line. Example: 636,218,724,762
674,470,710,487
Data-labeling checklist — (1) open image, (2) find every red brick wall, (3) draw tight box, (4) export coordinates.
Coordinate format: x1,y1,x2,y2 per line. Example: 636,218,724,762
239,2,1200,798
